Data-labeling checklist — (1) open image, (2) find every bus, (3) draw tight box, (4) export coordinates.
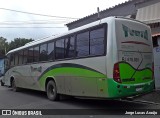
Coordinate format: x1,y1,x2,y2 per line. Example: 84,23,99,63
3,17,154,101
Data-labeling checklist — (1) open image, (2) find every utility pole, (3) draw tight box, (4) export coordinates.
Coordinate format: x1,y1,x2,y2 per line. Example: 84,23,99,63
97,7,100,20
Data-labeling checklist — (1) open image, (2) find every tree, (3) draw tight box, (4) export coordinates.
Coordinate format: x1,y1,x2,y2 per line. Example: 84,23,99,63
0,37,8,56
8,38,34,51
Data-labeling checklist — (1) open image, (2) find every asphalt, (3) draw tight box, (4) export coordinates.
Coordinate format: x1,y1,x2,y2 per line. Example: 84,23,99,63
134,89,160,103
0,86,160,118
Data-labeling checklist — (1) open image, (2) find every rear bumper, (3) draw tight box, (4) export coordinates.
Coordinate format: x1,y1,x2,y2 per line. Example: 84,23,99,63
107,79,155,98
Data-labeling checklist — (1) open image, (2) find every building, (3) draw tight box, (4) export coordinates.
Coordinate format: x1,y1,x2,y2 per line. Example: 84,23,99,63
66,0,144,30
135,0,160,89
66,0,160,89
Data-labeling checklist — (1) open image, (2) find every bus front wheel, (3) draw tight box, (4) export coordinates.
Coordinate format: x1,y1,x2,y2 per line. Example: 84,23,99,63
46,80,59,101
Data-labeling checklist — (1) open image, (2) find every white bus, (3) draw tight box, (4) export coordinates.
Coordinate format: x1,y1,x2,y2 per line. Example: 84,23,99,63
3,17,154,100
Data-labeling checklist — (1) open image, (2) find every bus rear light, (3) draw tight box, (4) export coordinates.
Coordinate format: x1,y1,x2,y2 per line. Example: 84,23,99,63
113,63,122,83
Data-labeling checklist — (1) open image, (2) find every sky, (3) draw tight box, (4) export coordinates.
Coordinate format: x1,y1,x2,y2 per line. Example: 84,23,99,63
0,0,128,41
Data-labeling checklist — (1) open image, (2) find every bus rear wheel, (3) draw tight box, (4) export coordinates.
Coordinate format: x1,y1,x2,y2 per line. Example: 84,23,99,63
46,80,59,101
11,79,19,92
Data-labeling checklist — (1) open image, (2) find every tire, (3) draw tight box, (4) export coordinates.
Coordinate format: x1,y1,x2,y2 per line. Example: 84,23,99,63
1,80,4,86
46,80,59,101
11,79,19,92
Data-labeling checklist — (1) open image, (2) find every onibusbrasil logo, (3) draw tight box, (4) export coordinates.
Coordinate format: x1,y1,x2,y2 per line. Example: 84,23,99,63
1,110,42,116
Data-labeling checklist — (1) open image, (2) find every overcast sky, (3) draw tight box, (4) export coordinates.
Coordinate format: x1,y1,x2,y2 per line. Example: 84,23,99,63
0,0,127,41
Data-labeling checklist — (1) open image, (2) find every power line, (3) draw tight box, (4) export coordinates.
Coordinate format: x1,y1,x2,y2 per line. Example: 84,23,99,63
0,8,79,19
0,26,67,28
0,18,73,23
0,19,73,25
0,20,70,23
0,19,73,22
0,22,67,25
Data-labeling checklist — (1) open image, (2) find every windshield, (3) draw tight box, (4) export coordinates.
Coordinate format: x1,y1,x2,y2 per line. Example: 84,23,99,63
115,19,153,70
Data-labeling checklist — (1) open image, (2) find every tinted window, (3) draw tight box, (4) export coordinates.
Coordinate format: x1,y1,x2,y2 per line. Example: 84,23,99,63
33,46,39,62
76,31,89,57
6,54,10,69
28,48,34,63
18,51,23,65
90,28,104,55
23,49,28,64
14,53,19,65
8,24,106,65
64,36,75,58
40,43,47,61
56,39,64,59
10,54,14,66
47,42,55,60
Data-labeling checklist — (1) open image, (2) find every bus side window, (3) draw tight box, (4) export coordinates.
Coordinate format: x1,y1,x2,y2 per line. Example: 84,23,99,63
76,31,89,57
14,52,19,66
64,36,75,58
90,27,105,56
40,43,47,61
23,49,28,64
33,46,40,62
47,41,55,61
10,54,14,67
18,51,23,65
55,39,65,59
28,48,34,63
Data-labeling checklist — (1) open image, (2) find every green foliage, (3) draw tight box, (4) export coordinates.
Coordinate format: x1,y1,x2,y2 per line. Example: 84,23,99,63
8,38,34,51
0,37,34,56
0,37,8,56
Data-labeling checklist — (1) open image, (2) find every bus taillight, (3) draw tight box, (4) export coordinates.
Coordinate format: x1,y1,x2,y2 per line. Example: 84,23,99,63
113,63,122,83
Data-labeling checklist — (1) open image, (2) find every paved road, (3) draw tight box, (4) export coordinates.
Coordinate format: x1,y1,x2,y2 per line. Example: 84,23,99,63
0,85,160,118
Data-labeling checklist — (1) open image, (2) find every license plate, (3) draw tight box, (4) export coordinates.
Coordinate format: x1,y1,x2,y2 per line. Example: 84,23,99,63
136,88,142,92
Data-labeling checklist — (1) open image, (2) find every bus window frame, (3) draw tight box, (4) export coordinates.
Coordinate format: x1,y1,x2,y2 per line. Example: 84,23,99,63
6,23,107,66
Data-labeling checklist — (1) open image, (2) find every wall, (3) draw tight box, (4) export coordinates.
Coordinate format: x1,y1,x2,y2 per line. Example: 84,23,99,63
153,37,160,89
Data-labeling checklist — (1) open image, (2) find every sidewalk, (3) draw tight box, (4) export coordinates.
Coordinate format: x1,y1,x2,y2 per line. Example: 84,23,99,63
135,89,160,103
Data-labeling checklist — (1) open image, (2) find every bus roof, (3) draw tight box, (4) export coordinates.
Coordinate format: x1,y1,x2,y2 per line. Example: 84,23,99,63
6,16,148,55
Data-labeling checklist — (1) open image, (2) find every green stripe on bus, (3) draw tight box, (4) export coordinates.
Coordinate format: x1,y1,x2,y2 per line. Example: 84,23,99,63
119,62,153,84
38,66,107,89
38,63,105,81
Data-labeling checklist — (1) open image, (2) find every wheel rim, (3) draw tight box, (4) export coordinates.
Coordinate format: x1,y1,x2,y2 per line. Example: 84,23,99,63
12,80,16,89
49,84,55,97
